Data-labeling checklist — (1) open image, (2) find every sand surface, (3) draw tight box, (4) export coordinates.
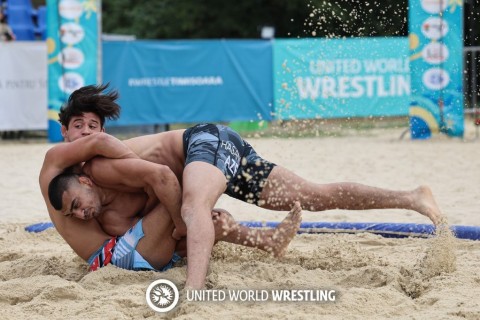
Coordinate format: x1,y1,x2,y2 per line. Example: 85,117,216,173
1,124,479,319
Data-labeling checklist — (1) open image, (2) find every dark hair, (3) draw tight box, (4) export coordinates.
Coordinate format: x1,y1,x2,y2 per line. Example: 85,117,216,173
0,9,7,24
58,83,121,129
48,172,81,211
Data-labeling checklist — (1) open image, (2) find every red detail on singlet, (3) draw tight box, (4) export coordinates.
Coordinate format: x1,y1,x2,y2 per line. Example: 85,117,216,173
89,238,117,272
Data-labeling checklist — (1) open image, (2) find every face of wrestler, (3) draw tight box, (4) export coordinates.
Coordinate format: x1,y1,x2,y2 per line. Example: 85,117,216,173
61,179,102,220
62,112,104,142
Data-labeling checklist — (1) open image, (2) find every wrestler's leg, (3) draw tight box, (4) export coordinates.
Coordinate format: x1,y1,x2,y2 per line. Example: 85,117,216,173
135,203,178,270
212,202,302,258
182,161,227,289
259,165,443,225
174,203,303,259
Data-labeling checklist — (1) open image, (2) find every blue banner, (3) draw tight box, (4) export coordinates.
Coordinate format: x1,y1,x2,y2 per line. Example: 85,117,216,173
273,38,410,120
103,40,273,126
409,0,464,139
47,0,99,142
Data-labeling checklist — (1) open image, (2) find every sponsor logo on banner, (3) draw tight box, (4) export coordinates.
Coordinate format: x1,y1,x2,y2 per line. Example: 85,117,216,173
58,72,85,94
421,17,449,40
420,0,448,14
58,47,85,69
422,67,450,90
409,0,464,138
421,42,449,64
60,22,85,45
59,0,83,20
48,0,98,141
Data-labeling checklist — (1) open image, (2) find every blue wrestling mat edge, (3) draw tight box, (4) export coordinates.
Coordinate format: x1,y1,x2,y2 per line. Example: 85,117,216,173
25,221,480,240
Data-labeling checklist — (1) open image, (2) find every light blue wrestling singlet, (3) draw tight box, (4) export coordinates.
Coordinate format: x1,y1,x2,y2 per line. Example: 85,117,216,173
88,219,181,272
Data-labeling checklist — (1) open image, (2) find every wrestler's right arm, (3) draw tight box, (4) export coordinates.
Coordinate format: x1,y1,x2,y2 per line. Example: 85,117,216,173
84,157,186,239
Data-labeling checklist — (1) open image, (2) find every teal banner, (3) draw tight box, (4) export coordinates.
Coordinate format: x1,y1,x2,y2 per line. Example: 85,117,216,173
103,40,273,125
47,0,99,142
273,38,410,120
409,0,464,139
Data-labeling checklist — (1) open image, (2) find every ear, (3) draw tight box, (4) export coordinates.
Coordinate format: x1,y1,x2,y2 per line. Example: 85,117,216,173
101,127,106,133
61,125,68,139
78,176,93,187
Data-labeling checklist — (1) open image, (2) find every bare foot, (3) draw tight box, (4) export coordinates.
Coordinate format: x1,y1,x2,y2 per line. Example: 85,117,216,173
211,204,302,257
211,208,237,237
271,201,303,258
413,186,444,225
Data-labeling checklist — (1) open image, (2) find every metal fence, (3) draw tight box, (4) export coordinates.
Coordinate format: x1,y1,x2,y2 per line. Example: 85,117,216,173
464,46,480,138
464,46,480,110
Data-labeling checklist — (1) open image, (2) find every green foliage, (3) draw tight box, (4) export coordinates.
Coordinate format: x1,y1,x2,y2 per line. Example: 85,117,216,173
101,0,408,39
31,0,46,8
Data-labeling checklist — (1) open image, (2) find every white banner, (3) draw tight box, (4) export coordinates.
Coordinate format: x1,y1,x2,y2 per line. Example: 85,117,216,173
0,42,48,130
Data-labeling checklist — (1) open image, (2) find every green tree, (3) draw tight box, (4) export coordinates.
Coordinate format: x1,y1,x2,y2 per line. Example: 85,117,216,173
101,0,408,39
